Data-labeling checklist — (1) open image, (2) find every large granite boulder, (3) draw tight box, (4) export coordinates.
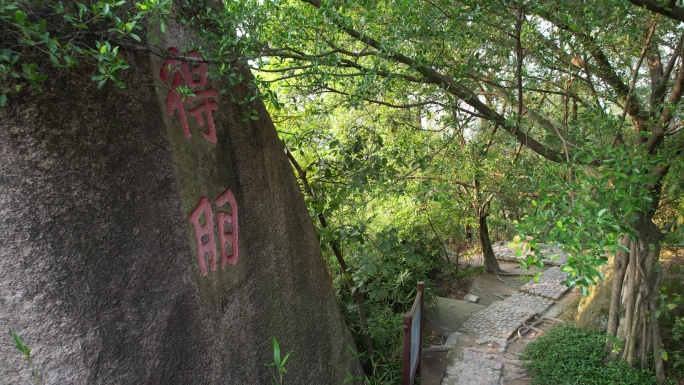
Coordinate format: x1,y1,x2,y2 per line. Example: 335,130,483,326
0,11,361,385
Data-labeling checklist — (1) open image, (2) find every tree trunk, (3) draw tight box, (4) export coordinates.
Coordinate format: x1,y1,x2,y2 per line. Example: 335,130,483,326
479,210,501,273
606,234,630,356
426,211,453,271
612,215,665,381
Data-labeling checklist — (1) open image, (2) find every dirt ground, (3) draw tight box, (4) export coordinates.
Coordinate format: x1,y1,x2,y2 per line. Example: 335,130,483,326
468,261,534,306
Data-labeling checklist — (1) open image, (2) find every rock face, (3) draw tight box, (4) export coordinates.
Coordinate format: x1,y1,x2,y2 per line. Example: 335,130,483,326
0,17,361,385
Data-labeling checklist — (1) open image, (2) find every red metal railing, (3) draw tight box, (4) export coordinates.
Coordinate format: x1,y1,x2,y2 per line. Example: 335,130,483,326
402,281,425,385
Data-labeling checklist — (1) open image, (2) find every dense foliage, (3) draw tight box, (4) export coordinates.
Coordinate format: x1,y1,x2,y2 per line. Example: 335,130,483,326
0,0,171,111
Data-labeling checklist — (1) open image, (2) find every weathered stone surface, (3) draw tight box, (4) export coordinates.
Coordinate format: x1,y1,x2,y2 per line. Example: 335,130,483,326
0,17,361,385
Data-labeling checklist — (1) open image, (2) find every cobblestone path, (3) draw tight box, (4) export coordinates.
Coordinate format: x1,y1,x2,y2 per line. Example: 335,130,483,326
441,349,503,385
489,241,569,266
460,293,554,339
441,248,571,385
519,266,569,300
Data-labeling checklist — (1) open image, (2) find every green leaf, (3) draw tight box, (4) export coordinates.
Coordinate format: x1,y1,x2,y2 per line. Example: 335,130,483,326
11,331,30,358
581,285,588,296
363,264,377,275
668,183,677,196
280,352,290,370
0,94,7,107
14,10,27,23
272,337,281,364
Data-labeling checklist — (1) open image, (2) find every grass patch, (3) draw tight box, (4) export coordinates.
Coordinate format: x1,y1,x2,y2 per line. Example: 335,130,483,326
522,324,657,385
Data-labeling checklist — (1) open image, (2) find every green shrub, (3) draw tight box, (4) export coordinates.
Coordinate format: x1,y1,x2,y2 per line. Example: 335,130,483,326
332,229,431,382
522,324,657,385
658,267,684,381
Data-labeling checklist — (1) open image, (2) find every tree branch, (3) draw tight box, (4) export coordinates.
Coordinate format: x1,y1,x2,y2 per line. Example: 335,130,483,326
653,33,684,109
619,16,659,140
301,0,566,163
647,49,684,151
627,0,684,23
319,86,446,109
546,17,652,131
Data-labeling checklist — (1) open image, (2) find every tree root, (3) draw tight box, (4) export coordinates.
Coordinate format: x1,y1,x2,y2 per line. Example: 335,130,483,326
508,316,548,343
495,274,510,284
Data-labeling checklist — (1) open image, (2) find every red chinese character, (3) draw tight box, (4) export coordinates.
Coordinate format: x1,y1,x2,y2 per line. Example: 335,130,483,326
188,196,216,276
188,189,239,276
215,188,239,267
160,48,219,144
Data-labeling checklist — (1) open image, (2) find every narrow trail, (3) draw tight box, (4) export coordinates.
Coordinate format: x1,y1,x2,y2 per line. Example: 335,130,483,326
423,243,579,385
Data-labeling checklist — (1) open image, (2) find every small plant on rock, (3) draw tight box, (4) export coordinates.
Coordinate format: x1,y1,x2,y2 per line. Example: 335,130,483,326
266,337,290,385
11,330,41,385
